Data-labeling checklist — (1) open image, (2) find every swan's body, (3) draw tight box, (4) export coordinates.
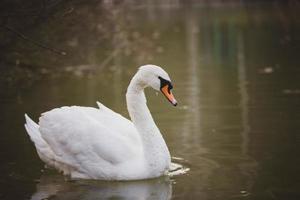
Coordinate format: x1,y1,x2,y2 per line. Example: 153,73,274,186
24,65,177,180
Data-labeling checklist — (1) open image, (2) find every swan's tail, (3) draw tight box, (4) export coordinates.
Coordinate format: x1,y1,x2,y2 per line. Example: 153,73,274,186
24,114,46,148
24,114,57,166
24,114,42,145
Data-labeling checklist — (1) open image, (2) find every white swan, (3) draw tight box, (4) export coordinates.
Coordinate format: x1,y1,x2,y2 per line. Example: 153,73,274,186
24,65,177,180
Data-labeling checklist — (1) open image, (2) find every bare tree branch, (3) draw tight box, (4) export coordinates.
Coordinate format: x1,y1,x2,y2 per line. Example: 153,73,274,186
2,25,67,56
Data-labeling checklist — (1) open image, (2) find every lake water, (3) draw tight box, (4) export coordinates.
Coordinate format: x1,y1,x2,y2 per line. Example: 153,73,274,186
0,2,299,200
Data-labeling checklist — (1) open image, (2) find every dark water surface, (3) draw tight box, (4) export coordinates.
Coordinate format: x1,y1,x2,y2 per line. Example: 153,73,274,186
0,2,300,200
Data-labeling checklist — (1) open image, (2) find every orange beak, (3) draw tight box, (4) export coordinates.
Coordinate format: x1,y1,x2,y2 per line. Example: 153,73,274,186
161,85,177,106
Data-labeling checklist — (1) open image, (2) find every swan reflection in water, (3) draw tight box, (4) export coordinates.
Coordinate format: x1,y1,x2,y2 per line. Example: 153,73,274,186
30,173,172,200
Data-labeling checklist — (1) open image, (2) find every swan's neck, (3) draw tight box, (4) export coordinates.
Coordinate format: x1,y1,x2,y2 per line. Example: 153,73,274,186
126,75,170,173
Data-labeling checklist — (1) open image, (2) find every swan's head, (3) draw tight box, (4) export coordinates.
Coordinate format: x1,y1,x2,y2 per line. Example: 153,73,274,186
138,65,177,106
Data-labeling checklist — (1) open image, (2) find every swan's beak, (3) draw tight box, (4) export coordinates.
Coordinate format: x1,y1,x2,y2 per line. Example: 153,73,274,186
161,85,177,106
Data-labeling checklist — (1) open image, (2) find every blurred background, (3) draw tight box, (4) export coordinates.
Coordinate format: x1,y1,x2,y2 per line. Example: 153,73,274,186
0,0,299,199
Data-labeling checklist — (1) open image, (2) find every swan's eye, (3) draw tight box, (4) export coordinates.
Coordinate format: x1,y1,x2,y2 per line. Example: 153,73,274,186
158,76,172,92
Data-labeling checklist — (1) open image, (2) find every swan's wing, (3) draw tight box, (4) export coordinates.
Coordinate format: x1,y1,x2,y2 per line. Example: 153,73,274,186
95,101,140,142
38,105,142,177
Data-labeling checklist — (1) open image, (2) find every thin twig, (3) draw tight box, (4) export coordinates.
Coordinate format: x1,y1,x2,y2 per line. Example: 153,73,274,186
98,49,119,69
2,25,67,56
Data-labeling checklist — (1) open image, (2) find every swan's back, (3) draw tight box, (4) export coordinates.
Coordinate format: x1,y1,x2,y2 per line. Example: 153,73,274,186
40,105,140,144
